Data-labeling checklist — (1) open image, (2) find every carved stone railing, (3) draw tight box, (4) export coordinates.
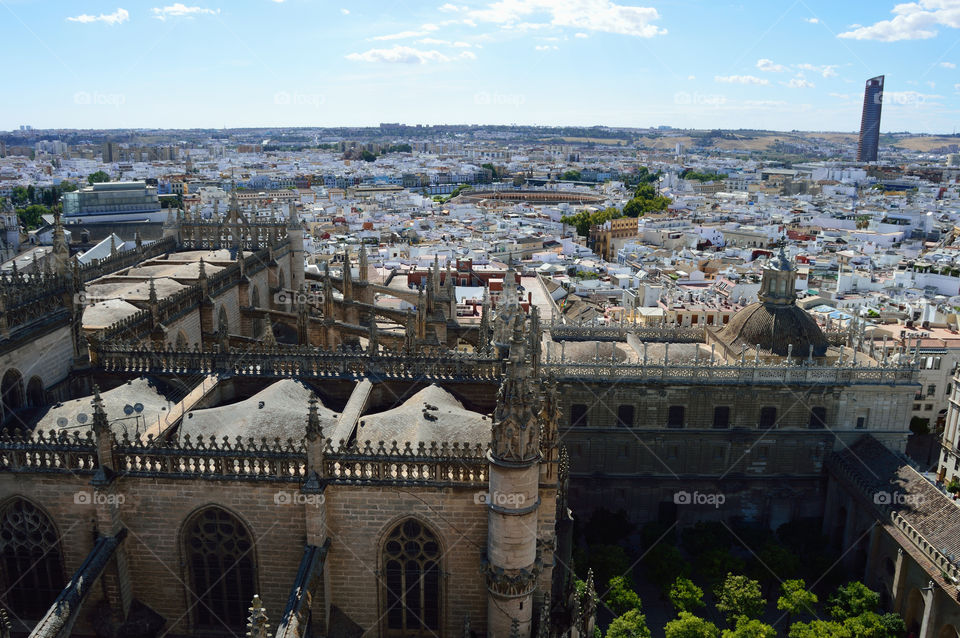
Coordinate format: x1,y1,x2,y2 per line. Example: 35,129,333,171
96,343,503,381
543,361,916,386
0,430,99,474
322,439,488,486
78,236,177,283
0,429,490,487
548,322,704,343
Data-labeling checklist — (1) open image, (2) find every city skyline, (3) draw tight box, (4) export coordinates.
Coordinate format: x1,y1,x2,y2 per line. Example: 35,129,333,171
2,0,960,132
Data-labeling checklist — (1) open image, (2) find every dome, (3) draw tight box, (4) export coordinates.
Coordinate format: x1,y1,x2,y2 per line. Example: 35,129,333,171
717,301,829,357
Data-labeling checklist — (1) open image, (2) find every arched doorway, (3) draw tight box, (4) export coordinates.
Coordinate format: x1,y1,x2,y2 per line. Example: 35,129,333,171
382,518,442,636
1,369,24,423
183,506,256,632
905,588,925,636
0,497,64,619
26,376,44,407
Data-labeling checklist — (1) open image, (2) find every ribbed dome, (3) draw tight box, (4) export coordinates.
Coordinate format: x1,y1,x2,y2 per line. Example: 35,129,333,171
717,301,829,357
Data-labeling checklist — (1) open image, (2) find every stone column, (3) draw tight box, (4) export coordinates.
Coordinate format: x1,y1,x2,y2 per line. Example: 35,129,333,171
486,362,541,637
919,582,938,638
90,387,132,621
892,548,907,614
303,395,330,635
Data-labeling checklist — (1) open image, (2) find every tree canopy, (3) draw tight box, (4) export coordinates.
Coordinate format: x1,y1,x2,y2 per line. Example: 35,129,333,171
87,170,110,184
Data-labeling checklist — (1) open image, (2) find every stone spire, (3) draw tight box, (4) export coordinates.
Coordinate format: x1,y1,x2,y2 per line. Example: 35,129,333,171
109,234,117,257
358,244,369,282
246,594,272,638
51,207,70,275
297,289,309,345
90,385,116,483
485,359,542,637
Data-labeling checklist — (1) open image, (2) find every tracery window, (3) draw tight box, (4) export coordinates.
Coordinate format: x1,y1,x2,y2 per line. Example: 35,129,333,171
0,498,64,619
383,519,441,636
184,507,256,631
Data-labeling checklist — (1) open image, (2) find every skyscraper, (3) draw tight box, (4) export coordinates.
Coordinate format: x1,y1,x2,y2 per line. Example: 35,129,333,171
857,75,884,162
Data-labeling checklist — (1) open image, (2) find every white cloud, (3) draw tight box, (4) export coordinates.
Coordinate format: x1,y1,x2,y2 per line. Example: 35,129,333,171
786,77,815,88
151,4,219,20
838,0,960,41
341,8,349,14
941,61,956,68
535,44,558,50
469,0,666,37
829,92,851,99
714,74,769,85
417,38,473,47
67,8,129,24
756,58,787,72
795,62,838,77
687,74,695,80
346,45,474,63
372,30,429,40
574,32,588,38
438,3,467,11
804,17,819,23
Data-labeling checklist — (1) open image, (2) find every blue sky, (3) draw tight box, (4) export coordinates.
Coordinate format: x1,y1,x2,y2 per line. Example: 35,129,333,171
2,0,959,131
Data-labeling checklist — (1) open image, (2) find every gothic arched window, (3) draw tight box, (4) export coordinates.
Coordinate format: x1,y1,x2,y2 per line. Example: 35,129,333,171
184,507,256,631
217,307,229,337
0,498,64,619
382,519,441,636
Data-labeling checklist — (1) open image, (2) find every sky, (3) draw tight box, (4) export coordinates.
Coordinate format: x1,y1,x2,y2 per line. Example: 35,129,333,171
1,0,959,132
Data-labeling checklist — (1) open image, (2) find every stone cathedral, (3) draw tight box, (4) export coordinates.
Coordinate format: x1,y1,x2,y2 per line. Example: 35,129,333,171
0,200,956,638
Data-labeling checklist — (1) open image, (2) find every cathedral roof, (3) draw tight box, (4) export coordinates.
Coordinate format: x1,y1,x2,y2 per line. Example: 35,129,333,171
357,384,487,447
178,379,336,442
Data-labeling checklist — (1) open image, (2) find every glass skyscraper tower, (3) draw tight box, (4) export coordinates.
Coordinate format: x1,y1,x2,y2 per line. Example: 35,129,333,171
857,75,884,162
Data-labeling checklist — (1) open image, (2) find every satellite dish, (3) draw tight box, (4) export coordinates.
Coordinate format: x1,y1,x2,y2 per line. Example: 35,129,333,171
76,413,88,424
133,403,144,413
56,417,68,428
123,405,134,416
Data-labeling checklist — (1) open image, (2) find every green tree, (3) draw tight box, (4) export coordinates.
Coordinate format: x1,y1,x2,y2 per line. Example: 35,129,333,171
701,549,747,587
360,150,377,162
721,618,776,638
788,620,851,638
776,579,817,622
827,582,879,621
841,611,905,638
561,169,582,181
669,577,705,613
87,170,110,184
18,204,50,230
561,206,622,237
605,576,642,616
665,612,720,638
714,574,765,625
11,186,29,207
59,181,78,192
635,166,660,185
606,609,651,638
